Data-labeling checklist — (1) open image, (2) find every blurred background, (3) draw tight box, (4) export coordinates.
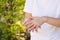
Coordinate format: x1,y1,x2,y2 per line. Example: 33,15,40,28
0,0,30,40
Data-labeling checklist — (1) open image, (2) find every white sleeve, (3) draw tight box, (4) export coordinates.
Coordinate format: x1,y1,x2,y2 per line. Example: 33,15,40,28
24,0,33,13
59,6,60,18
59,13,60,18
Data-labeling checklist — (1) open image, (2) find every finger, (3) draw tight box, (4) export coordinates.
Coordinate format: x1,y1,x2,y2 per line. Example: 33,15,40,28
23,20,32,26
25,21,32,27
32,29,34,32
31,26,36,32
38,25,40,28
22,20,28,26
35,25,39,32
28,24,36,32
26,23,34,29
22,19,31,25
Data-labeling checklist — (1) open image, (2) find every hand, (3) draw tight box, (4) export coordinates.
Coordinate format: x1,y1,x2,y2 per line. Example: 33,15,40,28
25,13,33,20
23,16,47,32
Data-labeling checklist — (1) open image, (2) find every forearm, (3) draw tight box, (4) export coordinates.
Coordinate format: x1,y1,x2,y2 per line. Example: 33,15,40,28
45,17,60,27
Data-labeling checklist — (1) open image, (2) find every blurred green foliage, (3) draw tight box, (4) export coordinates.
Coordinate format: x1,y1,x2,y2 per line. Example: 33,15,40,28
0,0,30,40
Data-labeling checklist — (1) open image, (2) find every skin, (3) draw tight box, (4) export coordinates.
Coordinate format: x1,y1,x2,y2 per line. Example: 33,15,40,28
23,13,60,32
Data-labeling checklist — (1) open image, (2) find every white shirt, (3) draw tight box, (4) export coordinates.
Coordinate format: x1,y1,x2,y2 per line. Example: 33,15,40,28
24,0,60,40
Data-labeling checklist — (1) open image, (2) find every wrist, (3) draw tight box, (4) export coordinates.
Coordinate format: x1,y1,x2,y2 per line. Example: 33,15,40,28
42,16,48,23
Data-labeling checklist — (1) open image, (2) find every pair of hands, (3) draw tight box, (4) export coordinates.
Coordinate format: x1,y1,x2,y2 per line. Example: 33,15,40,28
23,16,47,32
